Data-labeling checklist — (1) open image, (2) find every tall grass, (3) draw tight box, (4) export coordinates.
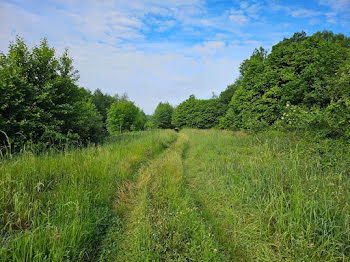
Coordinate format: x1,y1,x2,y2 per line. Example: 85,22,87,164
102,133,228,261
0,130,177,261
2,129,349,261
183,129,350,261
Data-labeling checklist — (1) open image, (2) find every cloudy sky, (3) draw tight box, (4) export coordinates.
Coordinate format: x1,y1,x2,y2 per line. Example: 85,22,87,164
1,0,349,113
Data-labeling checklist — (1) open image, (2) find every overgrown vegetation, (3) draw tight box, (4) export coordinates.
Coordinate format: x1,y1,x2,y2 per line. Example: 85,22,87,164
99,133,228,261
183,129,350,261
0,130,177,261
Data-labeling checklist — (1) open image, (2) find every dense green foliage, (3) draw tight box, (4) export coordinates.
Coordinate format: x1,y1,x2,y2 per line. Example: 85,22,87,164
91,90,130,131
106,101,146,134
0,37,104,151
152,102,174,129
221,31,350,138
168,31,350,139
218,79,241,108
172,95,226,129
91,89,118,126
0,130,177,261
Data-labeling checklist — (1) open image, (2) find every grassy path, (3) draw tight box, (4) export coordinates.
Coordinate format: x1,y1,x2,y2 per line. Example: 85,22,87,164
103,133,229,261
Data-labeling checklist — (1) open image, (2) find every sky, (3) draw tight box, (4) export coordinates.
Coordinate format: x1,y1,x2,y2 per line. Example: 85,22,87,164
1,0,350,114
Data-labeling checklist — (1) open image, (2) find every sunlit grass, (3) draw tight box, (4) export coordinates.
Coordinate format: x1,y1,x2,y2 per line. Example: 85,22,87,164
183,129,350,261
103,133,228,261
2,129,349,261
0,130,177,261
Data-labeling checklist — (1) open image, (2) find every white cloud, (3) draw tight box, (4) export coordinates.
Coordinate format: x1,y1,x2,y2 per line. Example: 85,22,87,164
244,3,261,19
240,2,249,9
325,11,338,23
192,41,226,55
291,8,322,18
229,1,262,26
319,0,350,11
229,9,250,25
69,41,239,113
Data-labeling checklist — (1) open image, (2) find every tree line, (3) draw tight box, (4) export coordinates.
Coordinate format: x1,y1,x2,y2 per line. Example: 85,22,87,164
0,37,146,152
1,30,349,152
152,31,350,140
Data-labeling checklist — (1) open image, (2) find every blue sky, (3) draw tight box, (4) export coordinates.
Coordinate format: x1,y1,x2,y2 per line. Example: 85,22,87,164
1,0,349,113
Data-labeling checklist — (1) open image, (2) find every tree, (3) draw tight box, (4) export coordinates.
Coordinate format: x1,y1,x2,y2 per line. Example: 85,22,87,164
106,101,139,134
0,36,104,151
219,78,241,108
172,95,226,129
91,89,118,128
222,31,350,135
133,110,147,131
152,102,174,129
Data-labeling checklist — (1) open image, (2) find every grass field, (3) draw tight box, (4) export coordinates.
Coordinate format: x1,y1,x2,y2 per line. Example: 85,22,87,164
1,129,349,261
0,130,177,261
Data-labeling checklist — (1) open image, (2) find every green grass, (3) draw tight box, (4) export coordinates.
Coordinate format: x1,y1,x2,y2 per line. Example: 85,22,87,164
102,133,228,261
1,129,349,261
183,129,350,261
0,130,177,261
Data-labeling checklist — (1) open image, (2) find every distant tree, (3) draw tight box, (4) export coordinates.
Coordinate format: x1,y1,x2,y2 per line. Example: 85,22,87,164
133,110,147,131
172,95,226,129
172,95,197,128
106,101,139,134
152,102,174,129
91,89,118,125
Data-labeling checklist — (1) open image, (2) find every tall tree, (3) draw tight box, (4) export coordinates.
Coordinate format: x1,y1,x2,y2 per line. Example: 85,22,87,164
106,101,140,134
91,89,118,125
222,31,350,135
0,37,103,151
152,102,174,129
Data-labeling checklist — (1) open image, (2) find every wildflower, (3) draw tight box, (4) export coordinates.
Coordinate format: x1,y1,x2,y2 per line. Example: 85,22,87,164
289,121,292,124
281,117,284,120
213,248,217,252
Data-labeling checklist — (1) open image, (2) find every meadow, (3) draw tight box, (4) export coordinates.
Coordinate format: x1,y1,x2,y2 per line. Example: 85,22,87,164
0,130,177,261
1,129,349,261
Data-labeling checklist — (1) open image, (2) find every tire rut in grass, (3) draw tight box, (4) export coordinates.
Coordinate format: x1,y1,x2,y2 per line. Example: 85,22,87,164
103,133,229,261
